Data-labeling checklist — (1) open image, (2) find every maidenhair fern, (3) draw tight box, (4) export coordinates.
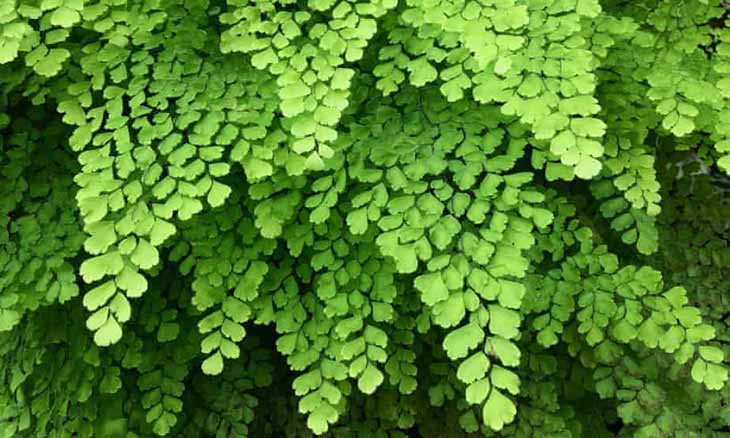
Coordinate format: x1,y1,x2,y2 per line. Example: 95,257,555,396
3,0,730,437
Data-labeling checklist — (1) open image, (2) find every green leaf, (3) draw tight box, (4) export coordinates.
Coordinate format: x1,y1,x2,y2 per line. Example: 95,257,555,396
294,370,322,396
221,319,245,342
50,6,80,27
116,266,148,298
242,157,274,180
687,324,715,343
157,322,180,342
84,221,117,255
466,378,490,405
703,363,729,390
33,48,70,77
490,366,519,395
491,5,528,31
570,118,606,137
574,156,602,179
558,96,601,116
94,315,123,347
347,208,369,234
443,324,485,360
80,252,124,283
699,346,724,363
130,239,159,270
207,182,231,207
149,219,176,246
364,326,388,348
611,320,637,343
637,318,661,348
357,364,384,394
488,305,520,339
576,0,602,17
482,388,516,431
674,307,701,328
497,280,525,309
664,287,688,308
306,405,338,435
488,337,521,367
658,326,684,353
671,116,694,136
457,352,490,384
202,351,224,375
408,57,438,87
550,130,576,156
415,272,449,306
83,280,116,311
108,293,131,322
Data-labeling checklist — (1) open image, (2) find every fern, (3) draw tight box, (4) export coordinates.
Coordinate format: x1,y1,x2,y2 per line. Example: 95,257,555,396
3,0,730,437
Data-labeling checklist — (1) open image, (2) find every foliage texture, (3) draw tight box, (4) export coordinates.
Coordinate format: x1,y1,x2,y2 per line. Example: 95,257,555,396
2,0,730,436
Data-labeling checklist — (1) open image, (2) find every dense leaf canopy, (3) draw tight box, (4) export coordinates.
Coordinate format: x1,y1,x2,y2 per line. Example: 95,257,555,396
2,0,730,436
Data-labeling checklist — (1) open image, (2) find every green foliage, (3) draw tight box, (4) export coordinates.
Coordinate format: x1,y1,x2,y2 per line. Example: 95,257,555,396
3,0,730,437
